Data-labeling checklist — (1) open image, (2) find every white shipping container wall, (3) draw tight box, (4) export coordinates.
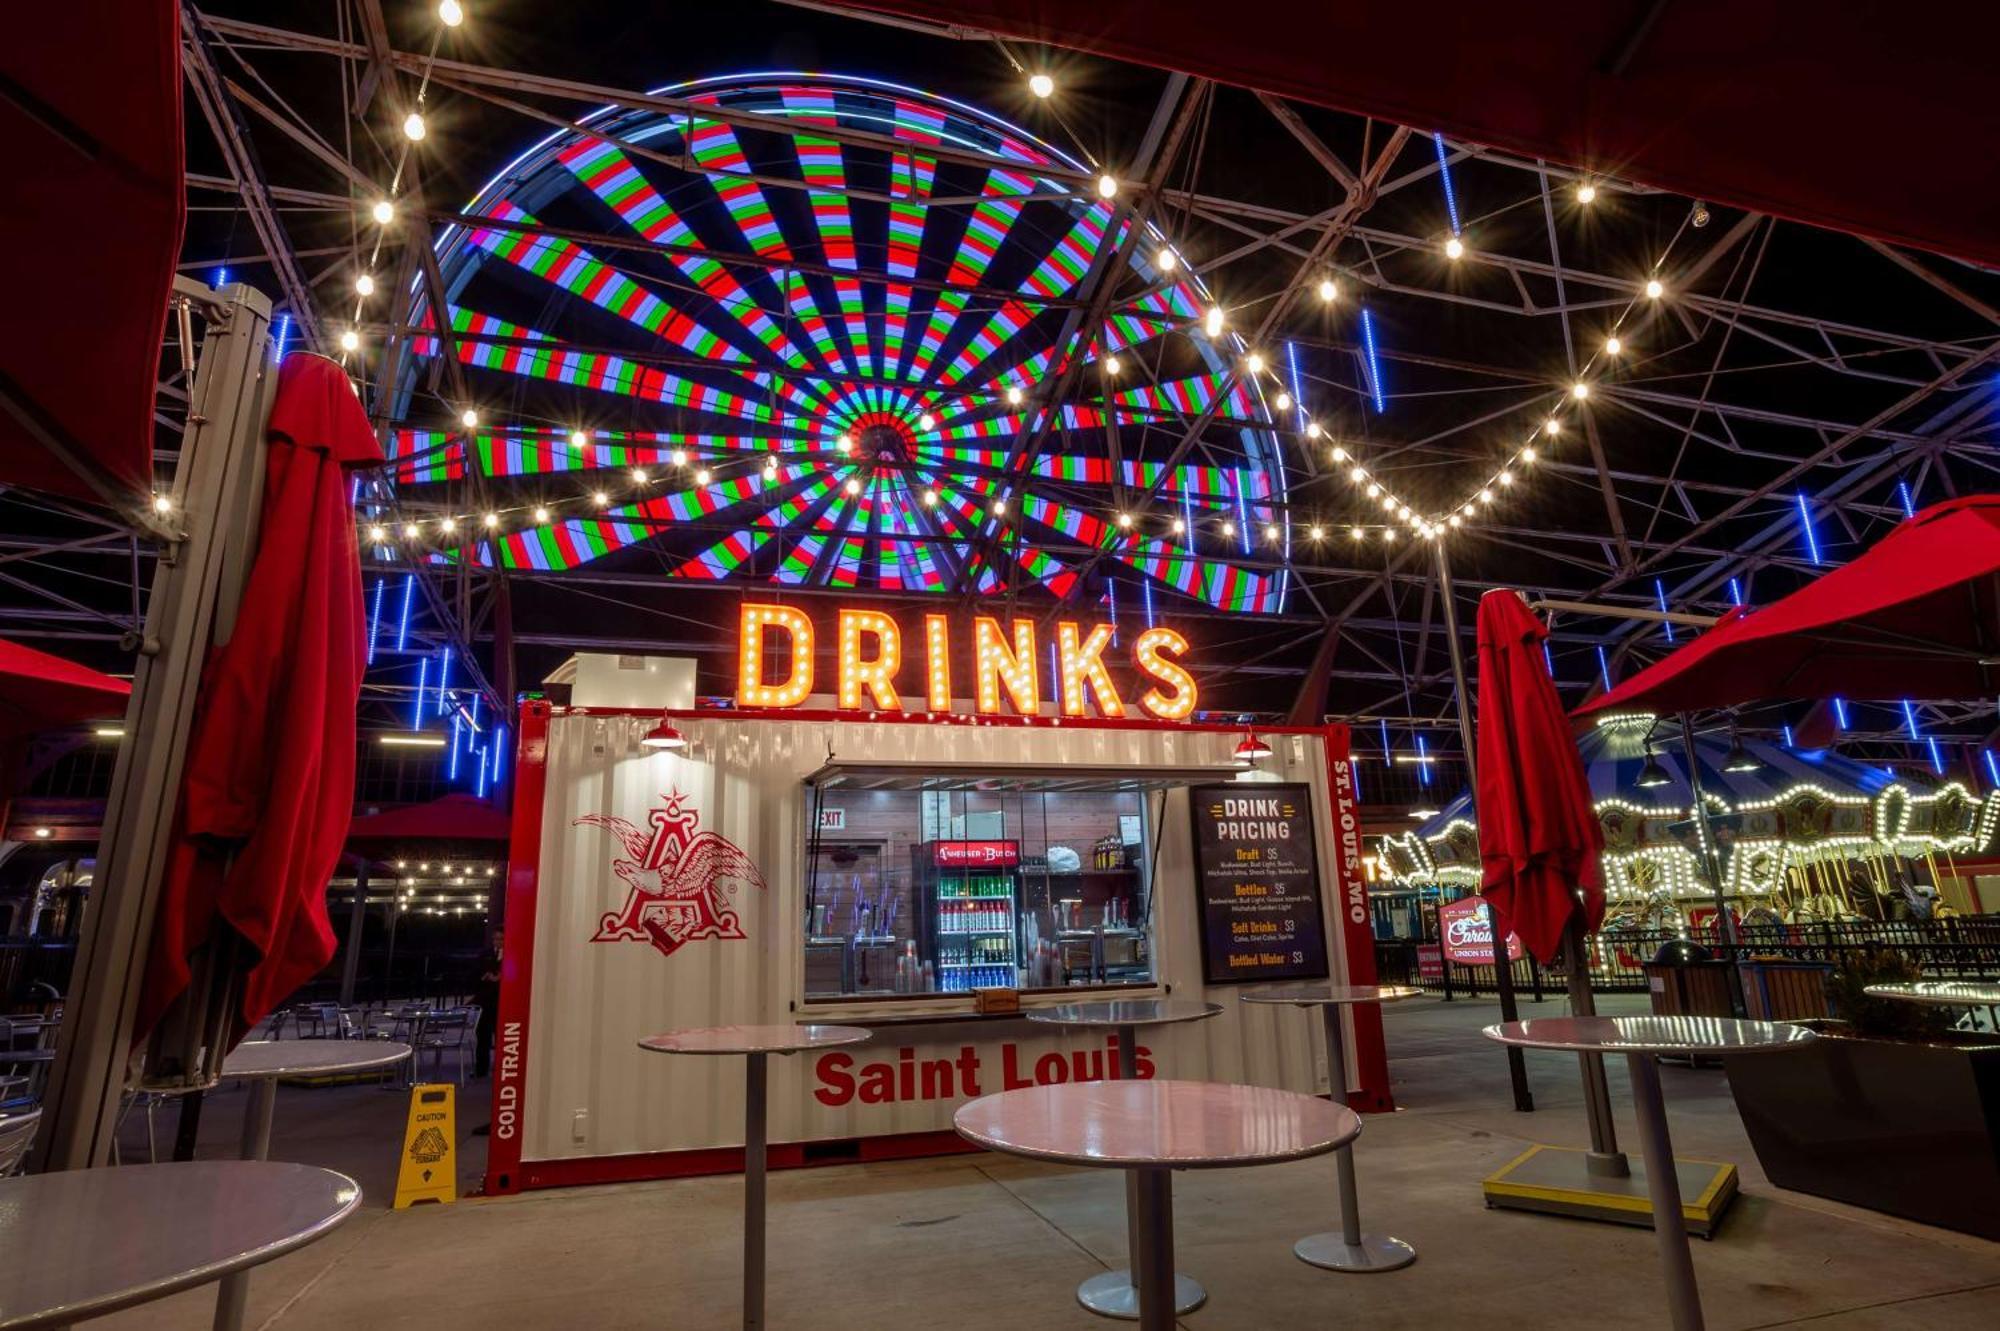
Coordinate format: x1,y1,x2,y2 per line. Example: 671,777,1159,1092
522,713,1352,1166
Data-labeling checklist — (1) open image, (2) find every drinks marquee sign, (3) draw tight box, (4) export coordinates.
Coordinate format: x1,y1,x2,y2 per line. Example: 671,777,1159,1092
732,602,1198,721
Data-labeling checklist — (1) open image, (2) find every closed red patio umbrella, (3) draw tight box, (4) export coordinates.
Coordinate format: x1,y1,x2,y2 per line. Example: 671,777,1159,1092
137,353,382,1044
1475,590,1605,964
0,638,130,743
1579,496,2000,716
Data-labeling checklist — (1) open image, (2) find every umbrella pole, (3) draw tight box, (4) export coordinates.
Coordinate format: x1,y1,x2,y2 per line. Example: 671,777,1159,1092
1435,543,1533,1112
1561,916,1629,1175
1677,715,1747,1016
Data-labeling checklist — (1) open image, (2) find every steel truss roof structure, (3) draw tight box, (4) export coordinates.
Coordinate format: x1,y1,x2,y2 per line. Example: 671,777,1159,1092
8,0,2000,792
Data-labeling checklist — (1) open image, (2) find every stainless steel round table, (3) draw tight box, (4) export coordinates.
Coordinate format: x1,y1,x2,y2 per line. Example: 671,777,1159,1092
639,1024,872,1330
1243,983,1422,1272
1025,999,1222,1319
205,1039,410,1329
1865,979,2000,1026
956,1079,1359,1331
0,1160,358,1329
1483,1016,1814,1331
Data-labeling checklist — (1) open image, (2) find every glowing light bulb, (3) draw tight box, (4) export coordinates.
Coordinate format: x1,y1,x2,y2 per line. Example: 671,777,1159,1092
438,0,464,26
1351,526,1365,540
439,517,456,534
1577,181,1597,204
694,468,711,485
569,429,588,449
1444,236,1465,260
592,491,609,507
1365,483,1381,499
1304,420,1321,439
1317,277,1338,302
403,111,427,142
1645,277,1664,300
1522,446,1538,463
1308,525,1324,540
403,522,421,539
918,413,935,431
923,489,938,506
631,468,648,484
1029,73,1054,98
371,199,394,225
1349,466,1367,484
1170,517,1184,534
1221,520,1236,537
1203,305,1224,338
1156,248,1177,273
1544,417,1562,436
1245,352,1265,375
460,408,479,429
1449,514,1463,528
990,498,1007,516
1383,528,1397,542
845,478,861,495
1498,470,1514,486
1330,445,1348,463
1096,173,1118,199
1605,335,1623,356
1572,382,1590,401
670,448,688,466
1274,391,1293,411
1005,385,1024,406
338,329,360,352
482,512,498,529
1104,355,1121,376
533,506,549,524
1478,488,1493,504
1265,524,1281,542
354,273,375,297
1396,504,1410,519
368,524,386,542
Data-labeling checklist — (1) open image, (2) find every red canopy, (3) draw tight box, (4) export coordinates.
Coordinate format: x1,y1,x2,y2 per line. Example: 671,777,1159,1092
0,0,181,505
1475,591,1604,965
857,1,2000,268
138,353,383,1045
1579,496,2000,718
0,638,129,744
349,793,512,845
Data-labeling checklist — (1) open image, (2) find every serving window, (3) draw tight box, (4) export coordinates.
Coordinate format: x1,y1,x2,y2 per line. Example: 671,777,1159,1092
799,763,1221,999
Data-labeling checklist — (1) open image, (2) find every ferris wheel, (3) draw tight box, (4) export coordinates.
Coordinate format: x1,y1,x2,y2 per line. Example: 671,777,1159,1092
388,73,1291,614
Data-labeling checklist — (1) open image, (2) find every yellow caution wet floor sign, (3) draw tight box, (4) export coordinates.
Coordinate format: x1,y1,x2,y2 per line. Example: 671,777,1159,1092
393,1083,457,1208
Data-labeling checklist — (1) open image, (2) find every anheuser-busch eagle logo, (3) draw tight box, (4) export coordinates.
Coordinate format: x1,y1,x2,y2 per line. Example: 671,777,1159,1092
575,791,766,959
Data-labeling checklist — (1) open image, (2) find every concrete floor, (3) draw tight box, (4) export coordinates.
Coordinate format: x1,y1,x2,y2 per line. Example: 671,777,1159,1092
95,994,2000,1330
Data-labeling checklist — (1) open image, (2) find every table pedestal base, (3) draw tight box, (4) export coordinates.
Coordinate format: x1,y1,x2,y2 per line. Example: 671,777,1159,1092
1077,1270,1207,1319
1293,1231,1416,1273
1482,1143,1738,1238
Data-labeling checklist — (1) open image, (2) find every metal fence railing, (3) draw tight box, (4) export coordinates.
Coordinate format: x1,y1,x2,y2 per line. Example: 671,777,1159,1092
1373,915,2000,1000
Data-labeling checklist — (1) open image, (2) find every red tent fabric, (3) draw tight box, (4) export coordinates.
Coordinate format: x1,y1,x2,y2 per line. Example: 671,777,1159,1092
0,638,129,743
138,353,383,1044
856,2,2000,268
1475,590,1604,964
1578,496,2000,718
348,794,512,845
0,0,181,504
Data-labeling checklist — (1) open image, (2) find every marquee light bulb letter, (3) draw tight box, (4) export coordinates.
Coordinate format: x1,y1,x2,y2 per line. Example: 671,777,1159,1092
1058,622,1125,719
737,603,814,708
837,609,903,711
924,614,952,711
1132,627,1197,720
973,617,1040,716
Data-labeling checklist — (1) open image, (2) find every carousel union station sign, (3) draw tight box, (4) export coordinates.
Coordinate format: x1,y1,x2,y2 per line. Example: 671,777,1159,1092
732,601,1199,721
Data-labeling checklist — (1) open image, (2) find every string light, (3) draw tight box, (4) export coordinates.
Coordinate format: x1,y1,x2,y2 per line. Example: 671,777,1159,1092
1169,517,1184,534
460,408,479,428
1544,417,1562,436
1304,421,1321,438
1576,181,1597,204
631,468,648,484
354,273,375,297
402,522,421,539
1203,305,1225,338
990,497,1007,516
368,524,387,542
339,329,360,352
1522,446,1538,463
1317,277,1337,302
1245,352,1265,374
402,111,427,142
1444,236,1465,260
1274,391,1292,411
694,468,712,485
1221,519,1236,537
482,512,498,529
918,412,935,430
1096,173,1118,199
1005,385,1024,405
1155,248,1177,273
922,488,938,506
438,1,464,26
439,517,456,534
371,199,395,225
1308,524,1324,540
1572,382,1590,401
569,429,588,449
670,448,688,465
592,491,609,507
845,477,862,495
1605,335,1623,356
1028,73,1054,98
1645,278,1665,299
1116,512,1132,529
533,506,549,524
1104,355,1122,376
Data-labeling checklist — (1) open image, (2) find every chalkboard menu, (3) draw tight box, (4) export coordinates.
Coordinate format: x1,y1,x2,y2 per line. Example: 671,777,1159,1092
1188,783,1330,985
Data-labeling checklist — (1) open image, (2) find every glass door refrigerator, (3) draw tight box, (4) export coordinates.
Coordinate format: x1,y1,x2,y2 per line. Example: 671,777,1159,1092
914,840,1021,992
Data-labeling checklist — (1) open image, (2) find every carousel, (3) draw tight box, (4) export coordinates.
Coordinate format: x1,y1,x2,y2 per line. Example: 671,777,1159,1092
1376,710,2000,931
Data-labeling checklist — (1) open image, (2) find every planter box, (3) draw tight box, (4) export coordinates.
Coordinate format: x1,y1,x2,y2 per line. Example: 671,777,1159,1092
1725,1021,2000,1240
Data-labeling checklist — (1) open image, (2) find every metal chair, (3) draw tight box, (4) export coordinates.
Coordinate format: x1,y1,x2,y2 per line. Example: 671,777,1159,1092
414,1007,475,1084
0,1107,41,1176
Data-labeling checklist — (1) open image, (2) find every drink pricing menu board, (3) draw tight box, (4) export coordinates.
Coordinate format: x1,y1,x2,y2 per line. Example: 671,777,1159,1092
1189,783,1330,984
